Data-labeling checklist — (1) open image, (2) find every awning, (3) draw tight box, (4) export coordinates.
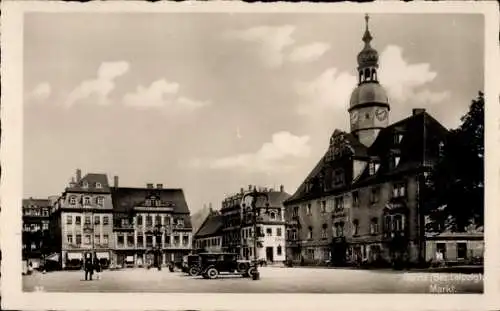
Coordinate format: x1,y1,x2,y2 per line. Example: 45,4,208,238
96,252,110,260
126,255,134,262
46,253,60,262
67,252,82,260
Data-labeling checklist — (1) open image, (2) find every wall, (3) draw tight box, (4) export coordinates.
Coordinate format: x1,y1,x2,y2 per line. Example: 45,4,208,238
425,239,484,262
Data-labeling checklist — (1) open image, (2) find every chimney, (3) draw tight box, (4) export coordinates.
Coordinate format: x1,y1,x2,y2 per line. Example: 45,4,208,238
280,185,284,192
156,184,163,189
240,187,244,194
76,169,82,182
248,185,252,191
146,183,154,189
209,202,213,210
412,108,426,116
69,177,76,187
113,176,119,188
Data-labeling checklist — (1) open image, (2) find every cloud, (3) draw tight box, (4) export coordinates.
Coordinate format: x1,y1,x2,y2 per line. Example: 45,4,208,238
226,25,296,68
190,131,311,172
288,42,331,63
65,61,129,107
379,45,451,105
31,82,52,100
123,79,209,112
295,45,449,116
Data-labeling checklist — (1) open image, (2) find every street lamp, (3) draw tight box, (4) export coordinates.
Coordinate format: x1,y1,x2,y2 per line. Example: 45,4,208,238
241,187,270,280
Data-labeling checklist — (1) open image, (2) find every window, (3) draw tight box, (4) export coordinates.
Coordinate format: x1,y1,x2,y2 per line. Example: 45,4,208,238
75,216,81,225
438,141,445,157
291,229,297,240
137,235,144,247
146,216,153,226
270,212,276,220
165,235,171,245
155,215,162,226
137,215,143,226
370,187,380,204
334,196,344,211
456,243,467,259
393,156,401,168
333,170,344,185
266,228,272,236
42,222,49,230
277,245,282,256
394,215,403,232
96,182,102,189
393,182,406,198
117,235,124,246
394,133,403,145
321,201,326,213
66,215,73,225
308,227,313,240
103,216,109,225
321,224,327,239
94,215,100,225
277,228,282,236
96,197,104,206
127,234,134,247
83,197,91,205
177,218,184,227
83,181,89,188
352,191,359,207
69,196,77,205
183,235,189,246
353,219,359,236
334,222,345,237
306,204,312,215
369,162,376,175
370,218,379,234
95,235,100,245
292,206,299,217
67,235,73,244
85,216,91,225
84,234,91,245
173,235,180,245
103,234,109,246
164,216,170,226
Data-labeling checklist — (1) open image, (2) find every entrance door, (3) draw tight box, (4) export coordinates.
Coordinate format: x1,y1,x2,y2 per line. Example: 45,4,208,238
266,247,274,262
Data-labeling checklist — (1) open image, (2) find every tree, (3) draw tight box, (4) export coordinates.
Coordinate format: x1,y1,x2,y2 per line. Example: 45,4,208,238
426,91,484,232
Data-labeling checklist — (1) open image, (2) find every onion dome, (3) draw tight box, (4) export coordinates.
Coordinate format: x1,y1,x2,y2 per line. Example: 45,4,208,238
349,83,389,110
357,14,379,69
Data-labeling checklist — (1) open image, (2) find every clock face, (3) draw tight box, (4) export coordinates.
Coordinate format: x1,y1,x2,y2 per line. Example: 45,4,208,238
350,111,359,123
375,108,388,121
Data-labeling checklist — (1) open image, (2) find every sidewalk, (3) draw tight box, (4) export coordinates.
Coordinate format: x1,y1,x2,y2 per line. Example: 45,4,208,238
281,264,483,274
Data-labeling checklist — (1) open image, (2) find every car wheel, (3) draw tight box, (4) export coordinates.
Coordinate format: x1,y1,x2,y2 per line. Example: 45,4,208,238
237,262,248,272
189,266,200,276
247,266,257,278
206,267,218,279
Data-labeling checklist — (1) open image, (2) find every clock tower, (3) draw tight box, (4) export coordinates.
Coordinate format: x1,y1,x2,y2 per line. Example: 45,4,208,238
348,14,390,147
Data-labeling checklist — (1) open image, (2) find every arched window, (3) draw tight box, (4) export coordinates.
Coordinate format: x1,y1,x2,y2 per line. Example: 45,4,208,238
69,196,76,205
83,196,91,205
372,69,377,81
364,68,370,81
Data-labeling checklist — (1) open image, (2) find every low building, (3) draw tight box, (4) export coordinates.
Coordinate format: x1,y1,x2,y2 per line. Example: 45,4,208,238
110,182,193,268
22,198,51,268
193,210,223,253
425,230,484,264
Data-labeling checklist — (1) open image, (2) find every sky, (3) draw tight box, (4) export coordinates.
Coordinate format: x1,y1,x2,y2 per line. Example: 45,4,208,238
23,12,484,214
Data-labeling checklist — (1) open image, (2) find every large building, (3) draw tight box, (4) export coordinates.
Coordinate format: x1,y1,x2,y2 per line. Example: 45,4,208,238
284,15,449,267
220,185,290,264
51,169,114,269
22,198,51,268
110,182,193,268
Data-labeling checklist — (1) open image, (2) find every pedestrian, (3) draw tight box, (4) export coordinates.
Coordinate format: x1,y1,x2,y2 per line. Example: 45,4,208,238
84,253,94,281
27,261,33,275
93,255,101,280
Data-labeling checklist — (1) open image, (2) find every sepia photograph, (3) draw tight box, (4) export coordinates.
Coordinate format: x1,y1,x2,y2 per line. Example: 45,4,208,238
1,1,499,310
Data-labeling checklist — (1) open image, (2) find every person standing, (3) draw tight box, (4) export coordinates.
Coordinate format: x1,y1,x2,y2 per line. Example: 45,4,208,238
84,253,94,281
93,255,101,280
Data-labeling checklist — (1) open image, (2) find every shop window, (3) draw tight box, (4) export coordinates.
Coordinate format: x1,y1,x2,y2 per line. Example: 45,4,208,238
457,243,467,260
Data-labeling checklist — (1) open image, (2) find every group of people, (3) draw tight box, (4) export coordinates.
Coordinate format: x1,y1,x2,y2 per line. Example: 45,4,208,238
84,252,102,281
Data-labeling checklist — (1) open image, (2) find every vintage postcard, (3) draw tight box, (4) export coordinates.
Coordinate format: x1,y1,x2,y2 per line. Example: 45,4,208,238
1,1,499,310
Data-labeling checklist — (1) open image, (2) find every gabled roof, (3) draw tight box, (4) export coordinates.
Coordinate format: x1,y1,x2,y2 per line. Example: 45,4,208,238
65,173,111,194
110,187,191,214
251,190,292,207
285,111,449,205
194,213,223,238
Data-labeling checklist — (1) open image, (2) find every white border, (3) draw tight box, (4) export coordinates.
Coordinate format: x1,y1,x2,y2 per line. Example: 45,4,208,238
1,1,499,311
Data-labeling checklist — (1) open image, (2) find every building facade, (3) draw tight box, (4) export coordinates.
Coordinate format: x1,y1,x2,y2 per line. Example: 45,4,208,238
284,15,449,267
193,210,223,253
22,198,51,268
110,182,193,268
51,169,114,269
220,185,290,264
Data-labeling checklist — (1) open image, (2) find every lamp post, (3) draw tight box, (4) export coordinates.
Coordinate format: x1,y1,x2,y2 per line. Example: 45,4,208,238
241,187,270,280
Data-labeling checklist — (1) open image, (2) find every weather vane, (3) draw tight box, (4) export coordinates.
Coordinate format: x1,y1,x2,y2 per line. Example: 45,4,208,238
365,14,370,30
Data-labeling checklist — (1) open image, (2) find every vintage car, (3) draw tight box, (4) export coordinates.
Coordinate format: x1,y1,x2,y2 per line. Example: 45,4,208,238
197,252,257,279
181,254,201,276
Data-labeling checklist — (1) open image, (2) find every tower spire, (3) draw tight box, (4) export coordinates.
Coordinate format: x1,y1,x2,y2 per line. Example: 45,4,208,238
362,13,373,46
